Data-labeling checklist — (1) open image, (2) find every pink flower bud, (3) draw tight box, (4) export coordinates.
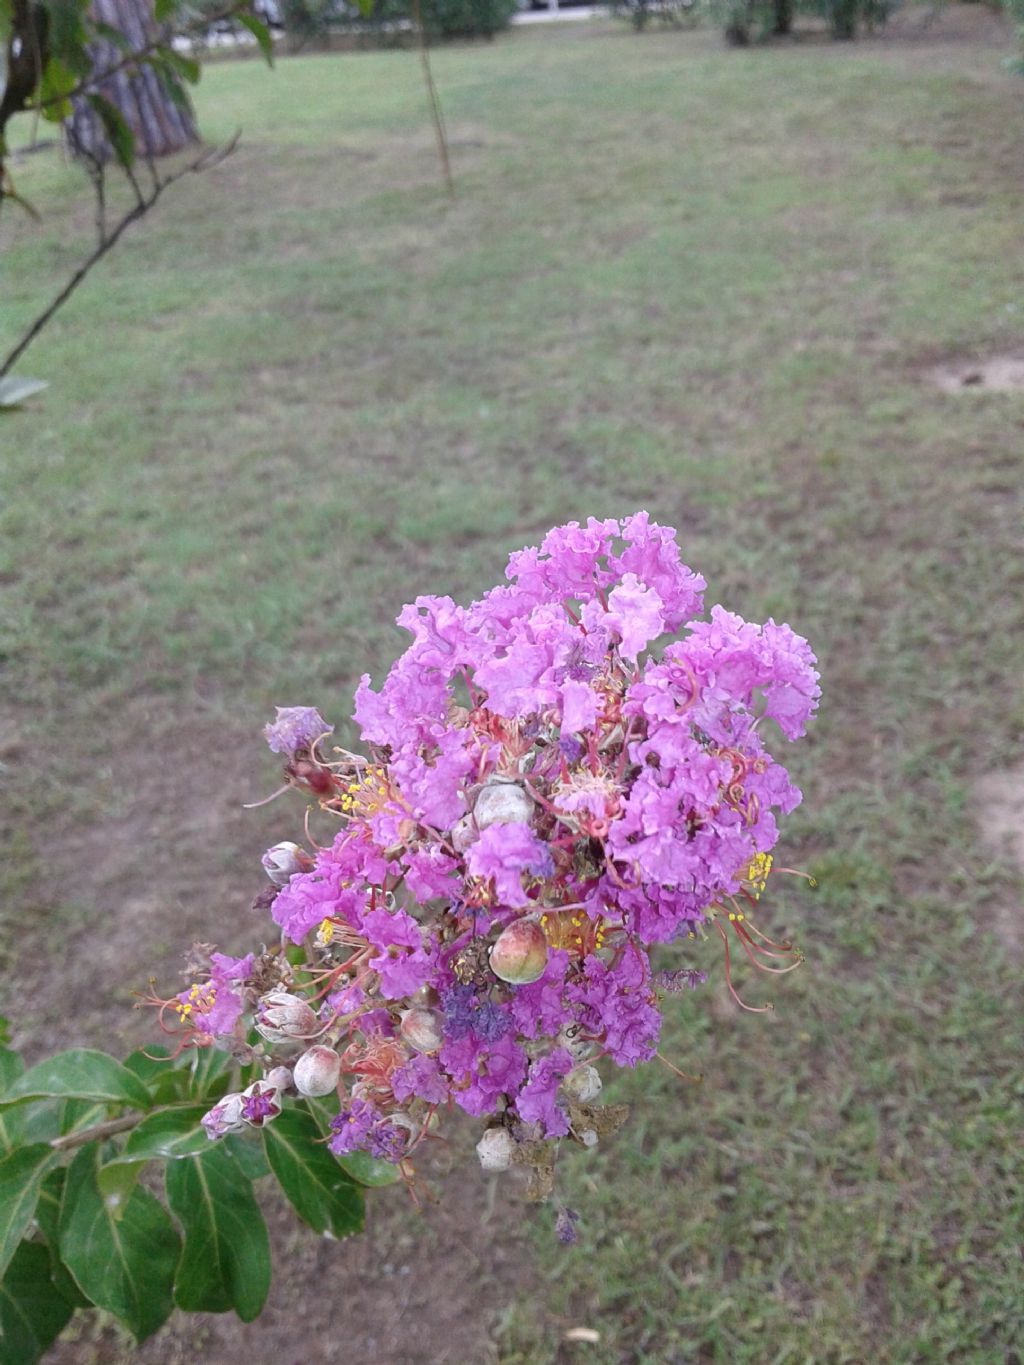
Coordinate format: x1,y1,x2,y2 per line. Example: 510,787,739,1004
292,1045,342,1097
400,1007,443,1054
474,780,533,829
201,1092,245,1140
476,1127,515,1172
254,990,317,1043
489,919,548,985
264,1066,294,1092
240,1081,282,1128
261,841,314,887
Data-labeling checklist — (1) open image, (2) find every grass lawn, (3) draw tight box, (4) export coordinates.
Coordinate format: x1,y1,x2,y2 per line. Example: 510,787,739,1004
2,11,1023,1362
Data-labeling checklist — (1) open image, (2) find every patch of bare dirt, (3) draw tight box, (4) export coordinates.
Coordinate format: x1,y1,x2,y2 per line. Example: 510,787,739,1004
973,763,1024,958
927,353,1024,394
50,1142,538,1365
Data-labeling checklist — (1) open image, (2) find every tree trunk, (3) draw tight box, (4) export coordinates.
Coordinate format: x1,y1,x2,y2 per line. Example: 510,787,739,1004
66,0,197,162
772,0,793,33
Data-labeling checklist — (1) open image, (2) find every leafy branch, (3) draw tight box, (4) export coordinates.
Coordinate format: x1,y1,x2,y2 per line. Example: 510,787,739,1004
0,1036,375,1364
1,134,238,379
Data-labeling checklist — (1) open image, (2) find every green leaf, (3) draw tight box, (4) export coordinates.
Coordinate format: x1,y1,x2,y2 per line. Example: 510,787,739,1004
46,0,91,73
112,1106,211,1162
37,56,77,122
2,1049,153,1111
0,1046,21,1094
262,1108,363,1238
85,92,135,169
0,1049,24,1153
35,1171,91,1309
237,12,275,64
153,0,177,18
223,1130,270,1180
91,20,134,50
336,1148,403,1187
160,48,201,85
186,1045,231,1101
0,377,48,409
58,1143,179,1341
151,60,195,119
19,1097,106,1145
0,1145,59,1281
0,1241,74,1365
123,1048,190,1106
165,1144,270,1321
96,1159,145,1217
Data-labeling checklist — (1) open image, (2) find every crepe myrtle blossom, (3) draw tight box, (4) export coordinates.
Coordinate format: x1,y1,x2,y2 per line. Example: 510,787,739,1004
151,514,818,1211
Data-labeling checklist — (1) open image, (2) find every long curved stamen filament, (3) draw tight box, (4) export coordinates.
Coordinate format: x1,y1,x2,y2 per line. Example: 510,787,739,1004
733,924,803,974
776,866,818,887
303,805,327,851
714,919,773,1014
243,783,291,810
739,915,794,953
655,1051,703,1084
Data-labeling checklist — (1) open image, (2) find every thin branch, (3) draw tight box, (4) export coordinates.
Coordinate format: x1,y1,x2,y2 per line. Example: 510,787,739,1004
409,0,454,199
48,1111,142,1151
0,134,239,379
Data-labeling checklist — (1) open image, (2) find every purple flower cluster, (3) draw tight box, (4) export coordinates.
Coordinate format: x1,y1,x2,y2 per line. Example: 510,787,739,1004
168,515,818,1193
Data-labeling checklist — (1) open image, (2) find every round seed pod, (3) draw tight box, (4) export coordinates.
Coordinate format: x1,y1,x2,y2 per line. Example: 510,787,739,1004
489,919,548,985
400,1007,443,1055
562,1064,602,1104
476,1127,515,1172
474,780,533,829
292,1045,342,1098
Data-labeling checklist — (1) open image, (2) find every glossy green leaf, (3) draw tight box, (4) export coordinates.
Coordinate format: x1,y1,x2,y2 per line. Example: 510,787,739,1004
0,1145,59,1281
0,1046,21,1094
0,1049,24,1153
19,1097,106,1146
96,1159,145,1217
0,1241,74,1365
262,1108,363,1238
58,1143,179,1341
35,1170,91,1309
122,1048,191,1106
112,1106,210,1162
335,1148,403,1187
165,1144,270,1321
186,1045,231,1101
2,1050,152,1111
223,1131,270,1181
